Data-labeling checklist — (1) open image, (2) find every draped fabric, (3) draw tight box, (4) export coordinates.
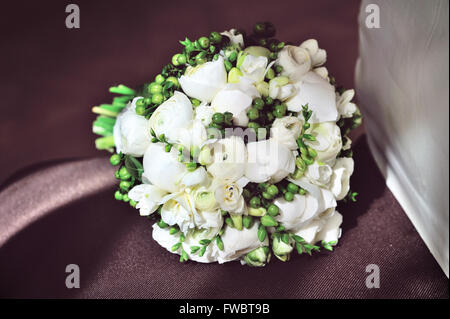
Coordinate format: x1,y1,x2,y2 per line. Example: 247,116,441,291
0,0,447,298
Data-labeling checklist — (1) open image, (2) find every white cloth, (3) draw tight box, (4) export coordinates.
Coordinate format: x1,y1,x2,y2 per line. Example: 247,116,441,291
356,0,449,276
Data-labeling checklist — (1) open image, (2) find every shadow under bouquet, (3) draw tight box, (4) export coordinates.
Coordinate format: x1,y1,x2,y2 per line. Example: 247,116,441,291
92,22,362,266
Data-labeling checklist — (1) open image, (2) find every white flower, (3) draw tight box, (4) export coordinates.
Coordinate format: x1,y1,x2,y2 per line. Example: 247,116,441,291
148,91,193,144
211,83,259,127
192,185,219,212
270,116,303,150
214,182,246,214
152,223,221,263
207,136,247,182
180,166,208,188
268,76,297,101
113,97,151,157
304,161,333,187
328,157,354,200
315,211,343,243
239,54,268,83
221,29,244,48
273,194,320,231
336,89,358,118
245,138,296,183
128,184,168,216
194,103,215,126
142,142,188,193
276,45,311,82
176,119,208,150
286,72,338,123
304,122,342,165
313,67,329,81
299,39,326,67
179,56,227,102
160,192,197,233
218,222,268,263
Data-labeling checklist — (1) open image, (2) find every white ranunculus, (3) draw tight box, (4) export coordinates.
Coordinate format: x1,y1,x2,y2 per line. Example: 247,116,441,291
268,76,297,101
293,219,322,244
207,136,247,182
142,142,188,193
315,211,343,243
276,45,311,82
152,223,221,263
287,178,337,214
211,83,259,127
286,72,338,123
239,54,268,83
299,39,327,67
329,157,354,200
245,138,296,183
304,161,333,187
192,185,219,212
270,116,303,150
304,122,342,165
194,103,215,126
273,194,319,231
161,192,197,233
221,29,244,48
113,97,152,157
218,222,268,263
180,166,208,188
214,182,246,214
148,91,193,144
179,56,227,102
336,89,358,118
128,184,168,216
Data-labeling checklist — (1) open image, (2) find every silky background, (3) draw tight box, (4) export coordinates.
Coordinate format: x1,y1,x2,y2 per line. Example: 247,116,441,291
0,0,447,298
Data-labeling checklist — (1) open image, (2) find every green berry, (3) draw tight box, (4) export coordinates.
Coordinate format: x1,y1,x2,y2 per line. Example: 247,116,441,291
212,112,225,124
109,154,121,166
198,36,210,49
284,191,294,201
249,196,261,208
253,98,265,110
122,193,130,203
267,185,279,197
265,68,275,80
172,54,181,66
151,93,164,105
114,190,123,201
119,166,131,180
287,183,299,193
120,180,131,192
268,204,279,216
155,74,165,84
247,108,259,120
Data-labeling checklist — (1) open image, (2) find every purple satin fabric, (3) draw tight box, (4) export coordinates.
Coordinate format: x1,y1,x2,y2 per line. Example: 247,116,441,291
0,0,447,298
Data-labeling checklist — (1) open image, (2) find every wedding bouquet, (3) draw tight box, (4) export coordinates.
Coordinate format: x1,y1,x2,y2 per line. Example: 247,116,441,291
92,22,361,266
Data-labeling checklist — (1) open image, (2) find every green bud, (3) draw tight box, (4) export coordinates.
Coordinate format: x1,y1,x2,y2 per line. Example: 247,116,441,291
119,180,131,191
225,217,234,228
129,200,137,207
209,31,222,44
243,246,270,267
243,215,253,229
227,67,242,83
272,234,293,262
265,68,275,80
109,154,121,166
299,188,307,195
248,207,267,217
198,146,213,165
122,193,130,203
247,108,259,120
261,215,278,227
267,185,279,196
114,190,123,201
186,161,197,172
249,196,261,208
151,93,164,105
212,112,225,124
224,60,233,72
287,183,299,194
135,105,146,115
157,220,169,228
198,36,210,49
155,74,165,84
229,213,243,231
216,236,224,251
267,204,279,216
284,191,294,202
171,242,181,252
257,224,267,242
165,76,180,88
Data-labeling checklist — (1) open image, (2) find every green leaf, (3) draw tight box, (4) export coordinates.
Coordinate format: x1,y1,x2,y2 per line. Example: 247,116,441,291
199,246,207,257
171,242,181,252
199,239,211,246
190,246,200,254
124,155,144,181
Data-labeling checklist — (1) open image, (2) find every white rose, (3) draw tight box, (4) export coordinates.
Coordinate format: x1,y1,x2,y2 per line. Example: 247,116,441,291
211,83,259,127
217,222,268,263
214,182,246,214
142,142,188,193
128,184,168,216
304,122,342,165
113,97,151,157
239,54,268,83
245,138,296,183
221,29,244,48
207,136,247,182
152,223,221,263
276,45,311,82
270,116,303,150
336,89,358,118
179,56,227,102
329,157,354,200
304,161,333,187
148,91,193,144
299,39,327,67
286,72,338,123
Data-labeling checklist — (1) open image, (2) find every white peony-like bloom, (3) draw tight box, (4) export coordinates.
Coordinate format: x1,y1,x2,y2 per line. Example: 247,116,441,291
207,136,247,182
211,83,259,127
148,91,193,144
304,122,342,165
113,97,152,157
270,116,303,150
194,102,215,126
218,222,268,263
221,29,244,48
304,161,333,187
245,138,296,183
142,142,188,193
179,56,227,102
328,157,354,200
160,192,197,233
128,184,168,216
286,72,338,123
299,39,327,67
315,211,343,243
336,89,358,118
273,194,320,231
276,45,311,82
214,182,246,214
239,54,268,83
